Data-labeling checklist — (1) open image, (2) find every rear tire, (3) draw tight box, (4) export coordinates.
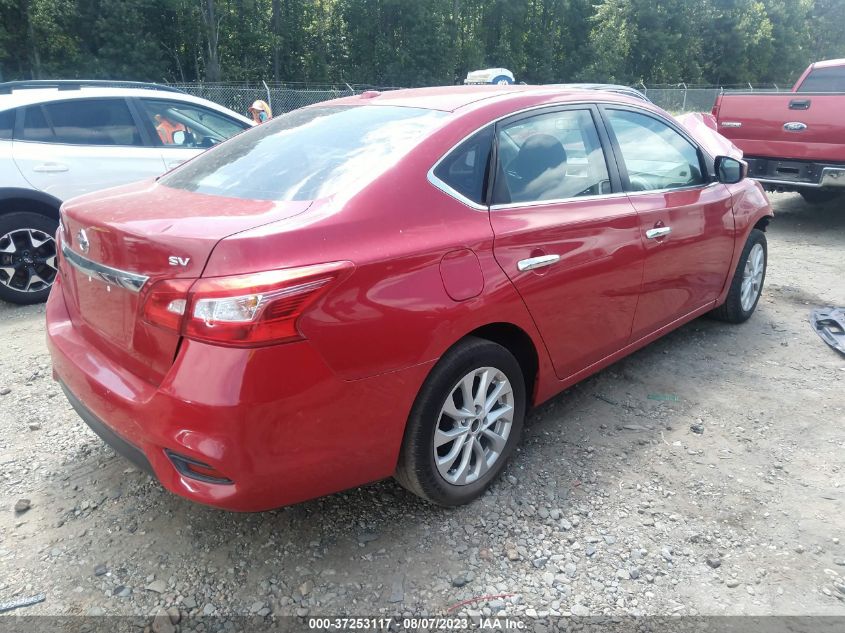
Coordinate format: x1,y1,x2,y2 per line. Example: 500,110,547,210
395,337,526,506
0,212,59,305
710,228,767,323
799,189,841,205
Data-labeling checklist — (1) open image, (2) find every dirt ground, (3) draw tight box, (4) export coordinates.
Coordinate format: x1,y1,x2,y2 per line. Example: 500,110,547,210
1,192,843,624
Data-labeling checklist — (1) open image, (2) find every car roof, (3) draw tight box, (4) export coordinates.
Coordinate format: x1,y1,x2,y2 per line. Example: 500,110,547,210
328,84,649,112
811,58,845,70
0,85,253,124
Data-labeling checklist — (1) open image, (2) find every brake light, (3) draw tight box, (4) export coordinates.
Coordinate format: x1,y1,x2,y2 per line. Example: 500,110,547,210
141,262,353,346
142,278,193,332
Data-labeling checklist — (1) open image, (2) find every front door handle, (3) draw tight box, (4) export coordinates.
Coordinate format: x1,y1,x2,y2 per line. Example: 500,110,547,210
517,254,560,272
33,162,69,173
646,226,672,240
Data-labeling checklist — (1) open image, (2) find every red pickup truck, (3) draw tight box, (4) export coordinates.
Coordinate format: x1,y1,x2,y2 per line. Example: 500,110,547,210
711,58,845,203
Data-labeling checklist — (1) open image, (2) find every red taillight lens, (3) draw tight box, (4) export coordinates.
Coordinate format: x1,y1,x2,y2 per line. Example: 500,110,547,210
142,278,194,332
142,261,353,347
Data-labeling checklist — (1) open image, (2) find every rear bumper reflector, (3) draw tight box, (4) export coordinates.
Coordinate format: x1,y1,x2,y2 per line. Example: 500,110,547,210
165,450,234,485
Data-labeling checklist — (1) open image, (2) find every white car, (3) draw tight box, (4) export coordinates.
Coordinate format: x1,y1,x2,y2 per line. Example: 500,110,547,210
0,80,254,304
464,68,515,85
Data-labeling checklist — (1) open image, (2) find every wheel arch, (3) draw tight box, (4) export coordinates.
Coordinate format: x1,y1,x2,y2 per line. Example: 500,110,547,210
0,188,62,221
464,322,540,408
753,215,772,232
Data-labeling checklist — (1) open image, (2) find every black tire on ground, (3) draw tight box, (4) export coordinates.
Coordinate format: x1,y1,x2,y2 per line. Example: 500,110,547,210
0,212,59,305
799,189,841,205
710,228,767,324
395,336,526,506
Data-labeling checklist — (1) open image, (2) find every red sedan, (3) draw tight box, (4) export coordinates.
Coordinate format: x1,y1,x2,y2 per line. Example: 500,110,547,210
46,86,773,511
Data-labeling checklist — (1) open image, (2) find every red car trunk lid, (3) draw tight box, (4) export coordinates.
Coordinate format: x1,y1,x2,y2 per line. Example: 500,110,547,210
58,180,311,384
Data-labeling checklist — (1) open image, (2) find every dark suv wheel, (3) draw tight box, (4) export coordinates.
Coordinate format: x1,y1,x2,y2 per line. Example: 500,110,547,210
0,212,59,305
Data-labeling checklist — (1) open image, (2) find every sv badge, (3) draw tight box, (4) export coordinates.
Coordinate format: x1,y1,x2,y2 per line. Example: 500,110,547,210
168,256,191,267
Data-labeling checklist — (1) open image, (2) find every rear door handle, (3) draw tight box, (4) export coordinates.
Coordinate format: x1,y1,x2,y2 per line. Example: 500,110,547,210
646,226,672,239
33,162,69,173
789,99,811,110
517,254,560,272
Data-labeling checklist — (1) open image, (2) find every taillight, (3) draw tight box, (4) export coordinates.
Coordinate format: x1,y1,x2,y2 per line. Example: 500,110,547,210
141,262,353,347
142,278,194,332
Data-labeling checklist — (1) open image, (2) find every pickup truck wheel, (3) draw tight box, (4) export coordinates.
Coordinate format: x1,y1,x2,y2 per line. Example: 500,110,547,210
799,190,841,205
0,212,59,305
395,337,526,506
710,228,767,324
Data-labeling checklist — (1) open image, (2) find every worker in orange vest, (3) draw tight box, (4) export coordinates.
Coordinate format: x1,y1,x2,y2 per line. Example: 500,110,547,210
154,114,187,144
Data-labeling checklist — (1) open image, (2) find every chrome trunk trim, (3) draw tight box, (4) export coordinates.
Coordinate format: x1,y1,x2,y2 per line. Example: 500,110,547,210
60,242,149,293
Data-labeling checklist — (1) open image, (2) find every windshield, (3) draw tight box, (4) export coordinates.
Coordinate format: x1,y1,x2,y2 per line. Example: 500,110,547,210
161,105,446,201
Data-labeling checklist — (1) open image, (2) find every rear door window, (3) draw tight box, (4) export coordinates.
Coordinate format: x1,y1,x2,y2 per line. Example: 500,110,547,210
41,99,142,146
21,106,55,143
20,100,143,145
0,109,15,139
493,109,611,205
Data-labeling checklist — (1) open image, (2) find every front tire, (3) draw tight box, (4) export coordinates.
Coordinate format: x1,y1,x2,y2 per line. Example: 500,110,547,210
395,337,526,506
710,228,767,323
0,212,59,305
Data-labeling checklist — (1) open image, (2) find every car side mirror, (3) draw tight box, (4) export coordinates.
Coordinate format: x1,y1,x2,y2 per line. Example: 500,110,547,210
715,156,747,184
172,131,186,145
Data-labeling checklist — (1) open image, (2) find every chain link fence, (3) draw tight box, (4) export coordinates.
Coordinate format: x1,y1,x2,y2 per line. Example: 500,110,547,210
168,82,401,117
169,81,789,117
638,83,786,113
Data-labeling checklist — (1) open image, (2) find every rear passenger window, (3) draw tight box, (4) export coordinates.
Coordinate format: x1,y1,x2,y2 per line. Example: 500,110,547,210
433,127,493,205
493,109,611,205
42,99,142,146
22,106,54,142
0,109,14,139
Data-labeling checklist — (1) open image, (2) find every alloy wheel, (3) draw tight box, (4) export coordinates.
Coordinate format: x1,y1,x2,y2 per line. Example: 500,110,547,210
434,367,514,485
0,228,58,293
740,242,765,312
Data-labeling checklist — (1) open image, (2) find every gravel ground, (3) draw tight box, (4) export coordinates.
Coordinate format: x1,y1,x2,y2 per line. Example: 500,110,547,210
1,192,844,624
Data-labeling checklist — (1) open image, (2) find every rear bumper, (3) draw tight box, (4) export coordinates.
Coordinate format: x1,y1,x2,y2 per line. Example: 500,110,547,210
60,382,155,477
746,156,845,189
46,278,431,511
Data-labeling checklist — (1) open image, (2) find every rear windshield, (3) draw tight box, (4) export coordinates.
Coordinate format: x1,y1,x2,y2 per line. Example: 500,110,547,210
162,105,446,201
796,66,845,92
